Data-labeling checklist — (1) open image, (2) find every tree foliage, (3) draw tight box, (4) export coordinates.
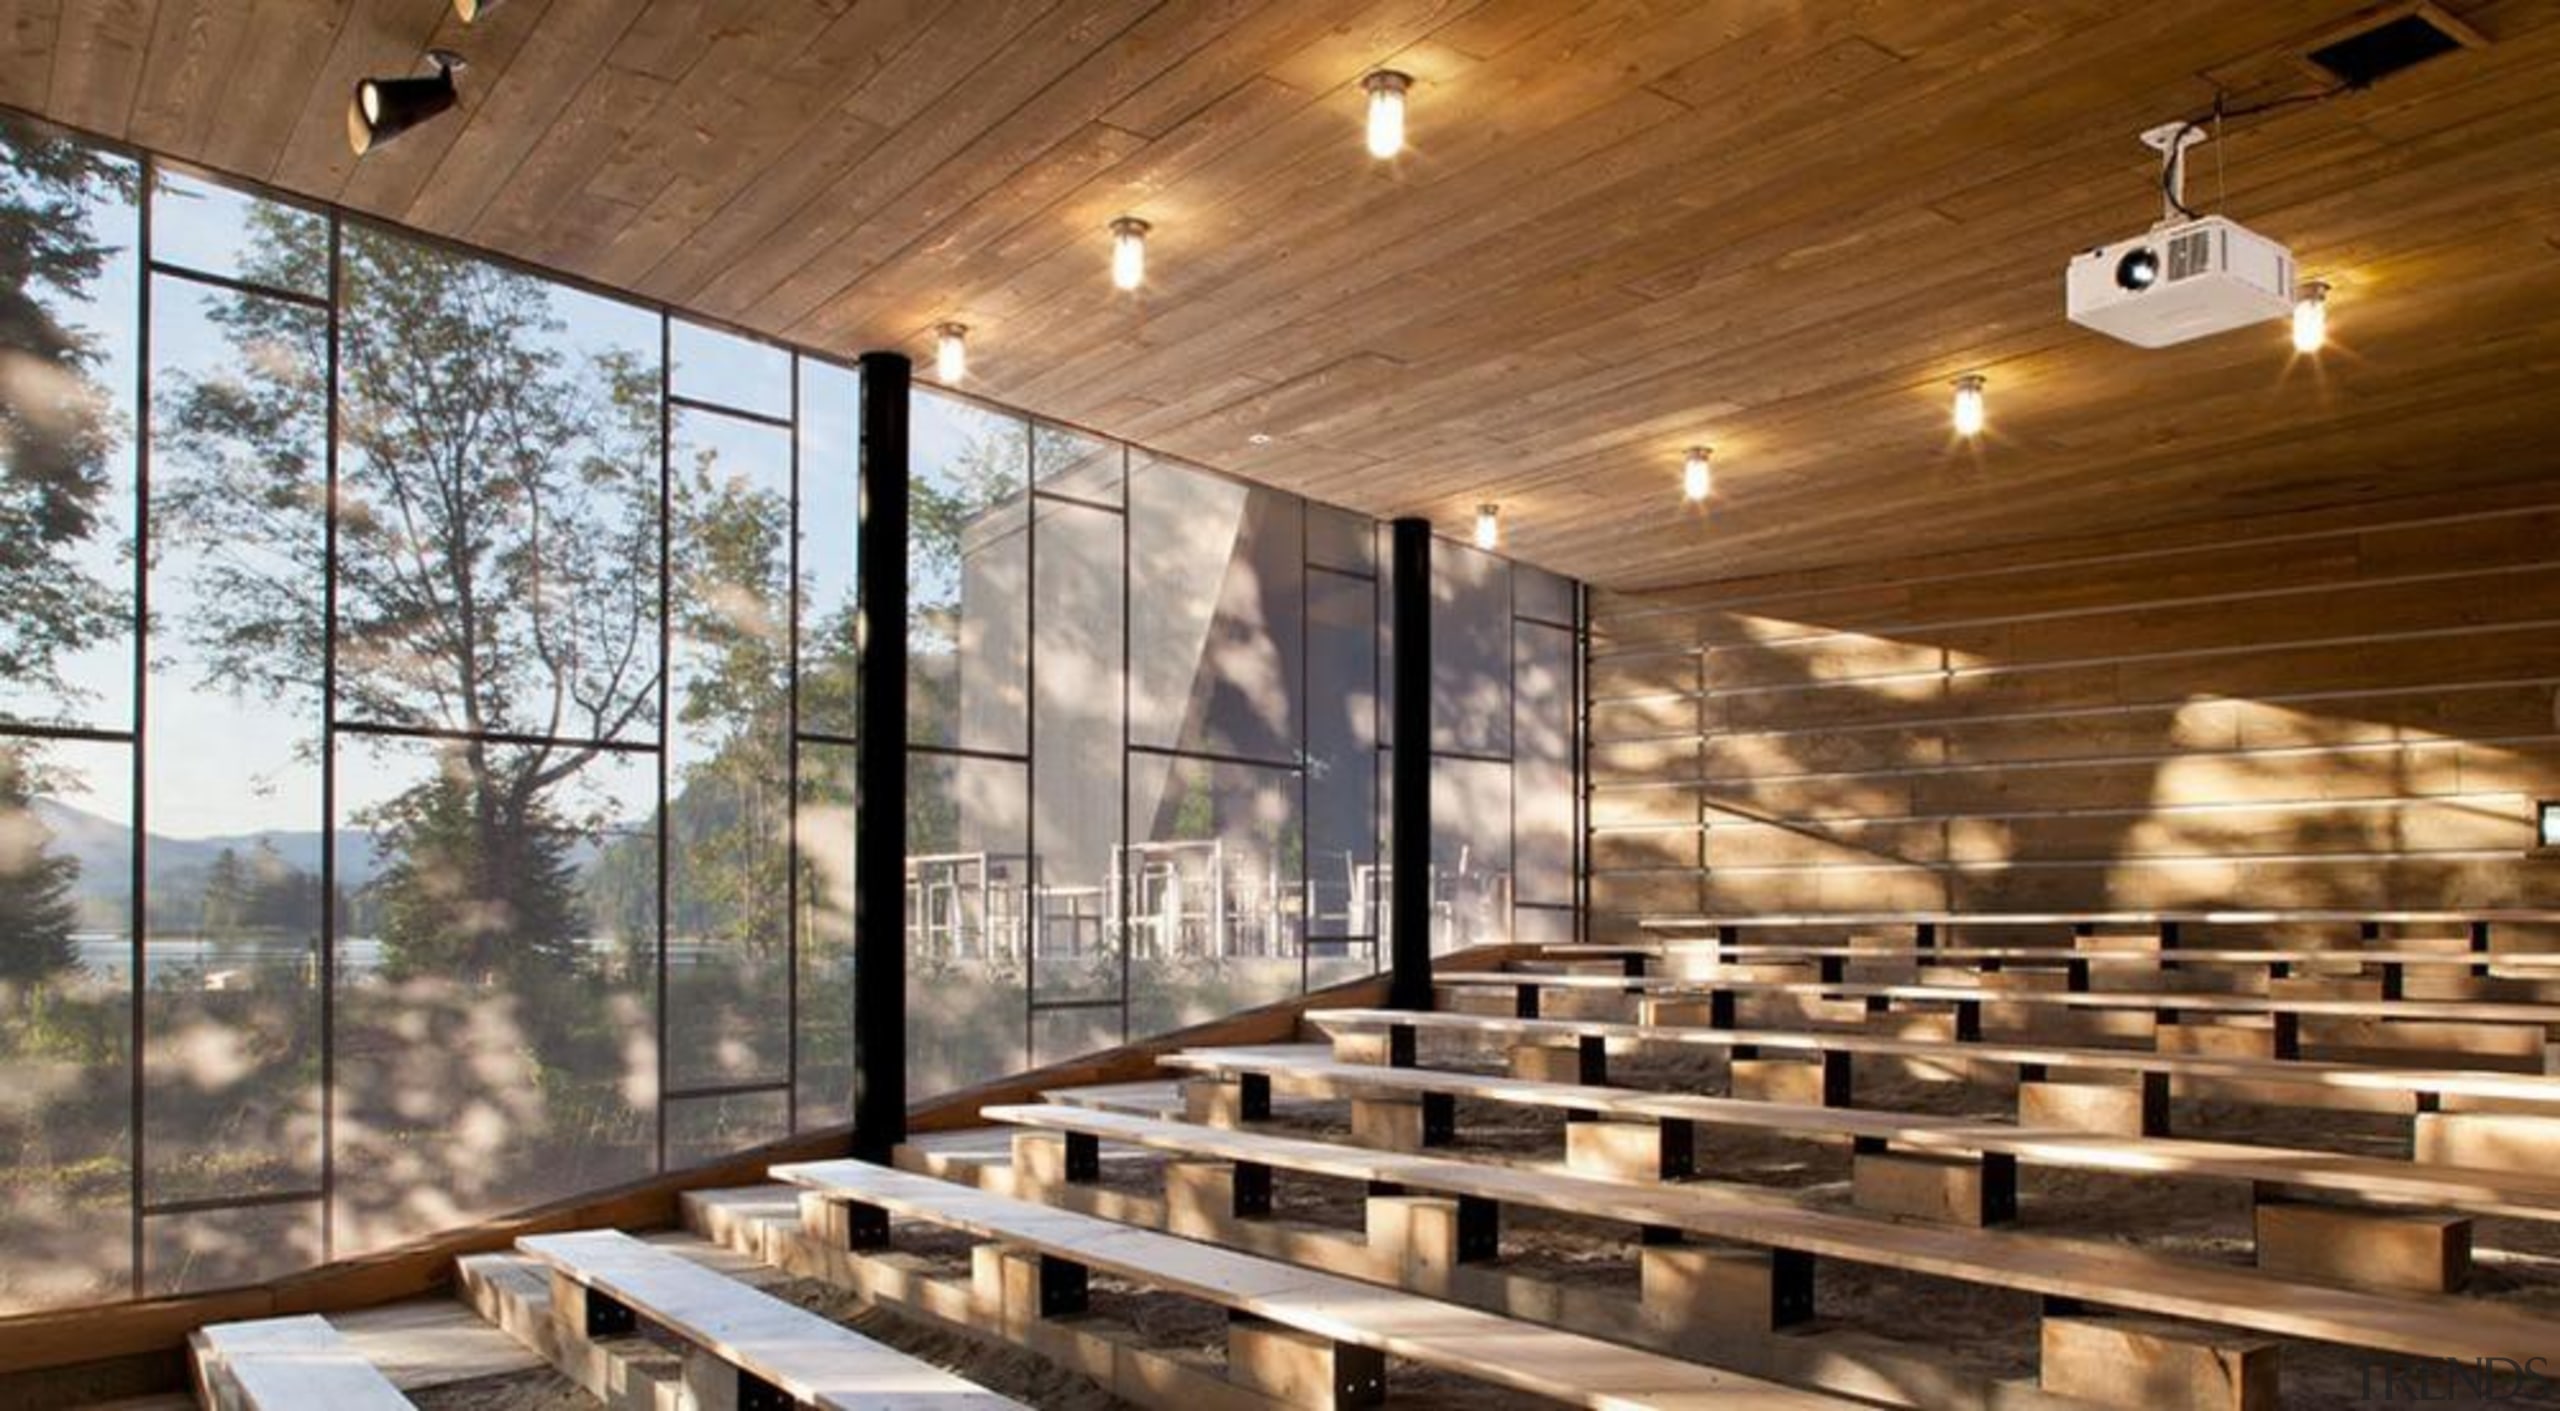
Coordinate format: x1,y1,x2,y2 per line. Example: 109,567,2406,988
0,114,133,705
0,743,81,987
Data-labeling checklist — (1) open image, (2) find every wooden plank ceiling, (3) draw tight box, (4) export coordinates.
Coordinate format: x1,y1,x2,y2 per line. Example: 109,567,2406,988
7,0,2558,590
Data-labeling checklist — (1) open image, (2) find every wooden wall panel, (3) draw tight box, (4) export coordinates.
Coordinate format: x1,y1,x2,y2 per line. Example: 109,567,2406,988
1587,492,2560,925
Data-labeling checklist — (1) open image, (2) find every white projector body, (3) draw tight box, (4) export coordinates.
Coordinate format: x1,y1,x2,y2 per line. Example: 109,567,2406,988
2066,215,2295,348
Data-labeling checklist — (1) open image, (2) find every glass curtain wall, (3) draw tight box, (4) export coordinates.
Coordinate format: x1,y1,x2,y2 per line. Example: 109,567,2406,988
0,112,1586,1315
0,116,860,1309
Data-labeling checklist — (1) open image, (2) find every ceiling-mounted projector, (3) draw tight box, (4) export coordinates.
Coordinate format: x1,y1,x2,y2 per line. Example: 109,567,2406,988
2065,120,2296,348
2067,215,2295,347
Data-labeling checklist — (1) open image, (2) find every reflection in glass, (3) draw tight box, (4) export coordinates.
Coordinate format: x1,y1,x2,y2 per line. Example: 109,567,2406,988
143,1200,322,1297
330,736,655,1256
1432,756,1512,954
1515,620,1577,906
909,390,1027,753
1432,541,1512,756
1306,504,1376,577
145,277,327,1202
666,1088,788,1169
906,750,1027,1100
1307,571,1378,940
0,115,139,734
1129,456,1304,764
1031,498,1124,1010
1516,563,1576,626
1032,420,1123,505
1126,753,1303,1036
664,408,793,1090
794,743,856,1129
0,739,133,1313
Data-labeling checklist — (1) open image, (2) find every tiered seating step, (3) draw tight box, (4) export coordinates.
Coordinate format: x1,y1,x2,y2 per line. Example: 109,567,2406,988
975,1102,2560,1363
516,1228,1023,1410
771,1157,1861,1410
1152,1045,2560,1223
190,1315,413,1411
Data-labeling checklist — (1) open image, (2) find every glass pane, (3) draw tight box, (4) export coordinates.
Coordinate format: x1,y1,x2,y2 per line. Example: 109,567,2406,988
1128,456,1304,765
143,1200,323,1296
333,224,663,743
1516,563,1576,626
1433,541,1512,757
1307,936,1375,994
1032,1005,1121,1070
1031,498,1122,1004
666,408,793,1090
906,750,1027,1101
1515,904,1575,949
794,742,856,1130
666,1089,788,1169
144,277,328,1202
1032,420,1122,505
796,357,860,742
908,390,1027,753
0,737,133,1314
671,318,791,419
1514,620,1577,907
331,736,655,1256
1432,756,1512,955
149,170,326,296
1306,503,1375,576
1307,571,1377,938
1,117,140,733
1126,753,1303,1038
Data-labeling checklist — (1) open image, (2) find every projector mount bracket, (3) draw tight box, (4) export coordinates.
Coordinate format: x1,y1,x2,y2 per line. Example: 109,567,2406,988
2139,120,2210,226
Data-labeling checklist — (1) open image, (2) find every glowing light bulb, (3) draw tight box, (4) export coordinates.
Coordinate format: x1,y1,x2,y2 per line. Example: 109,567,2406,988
1363,71,1410,159
934,323,968,383
1951,374,1986,438
1474,503,1500,551
2292,281,2329,354
1110,216,1149,291
1682,446,1713,504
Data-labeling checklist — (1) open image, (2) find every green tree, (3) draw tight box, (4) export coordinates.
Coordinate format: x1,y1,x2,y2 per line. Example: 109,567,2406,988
0,744,82,987
158,213,663,987
0,113,132,704
198,847,249,940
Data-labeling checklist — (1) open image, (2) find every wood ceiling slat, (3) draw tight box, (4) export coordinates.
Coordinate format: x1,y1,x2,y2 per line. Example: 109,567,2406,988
18,0,2558,589
399,0,649,235
737,0,1282,331
627,0,1074,306
0,0,62,111
262,0,455,196
43,0,155,136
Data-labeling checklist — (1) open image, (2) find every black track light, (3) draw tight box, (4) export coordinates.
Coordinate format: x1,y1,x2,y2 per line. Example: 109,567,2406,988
348,50,464,157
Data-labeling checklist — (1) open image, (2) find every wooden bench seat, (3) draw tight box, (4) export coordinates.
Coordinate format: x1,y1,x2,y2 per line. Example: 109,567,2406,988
1554,943,2560,989
1308,1006,2560,1113
1436,968,2560,1028
1150,1044,2560,1223
770,1157,1858,1410
191,1315,413,1411
974,1101,2560,1363
517,1228,1023,1411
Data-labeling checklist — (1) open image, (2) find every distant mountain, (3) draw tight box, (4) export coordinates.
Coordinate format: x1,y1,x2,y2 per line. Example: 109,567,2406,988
30,797,391,901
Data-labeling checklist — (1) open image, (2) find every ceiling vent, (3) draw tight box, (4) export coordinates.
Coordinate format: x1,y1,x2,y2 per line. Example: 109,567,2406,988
2302,3,2481,87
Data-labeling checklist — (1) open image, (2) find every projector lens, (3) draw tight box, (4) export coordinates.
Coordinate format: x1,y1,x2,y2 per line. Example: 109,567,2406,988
2115,248,2161,291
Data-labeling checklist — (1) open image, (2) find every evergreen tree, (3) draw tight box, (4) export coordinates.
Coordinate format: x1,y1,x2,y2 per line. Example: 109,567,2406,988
366,760,584,983
198,847,248,939
0,745,82,986
0,113,132,702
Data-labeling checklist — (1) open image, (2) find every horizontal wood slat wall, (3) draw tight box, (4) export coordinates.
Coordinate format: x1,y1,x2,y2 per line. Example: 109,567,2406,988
1585,488,2560,934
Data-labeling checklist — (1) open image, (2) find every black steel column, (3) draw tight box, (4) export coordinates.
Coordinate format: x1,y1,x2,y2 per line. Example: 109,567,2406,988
852,352,911,1160
1389,518,1433,1009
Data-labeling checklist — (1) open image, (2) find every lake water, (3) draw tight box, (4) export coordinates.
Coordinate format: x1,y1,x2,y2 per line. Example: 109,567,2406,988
71,933,780,983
